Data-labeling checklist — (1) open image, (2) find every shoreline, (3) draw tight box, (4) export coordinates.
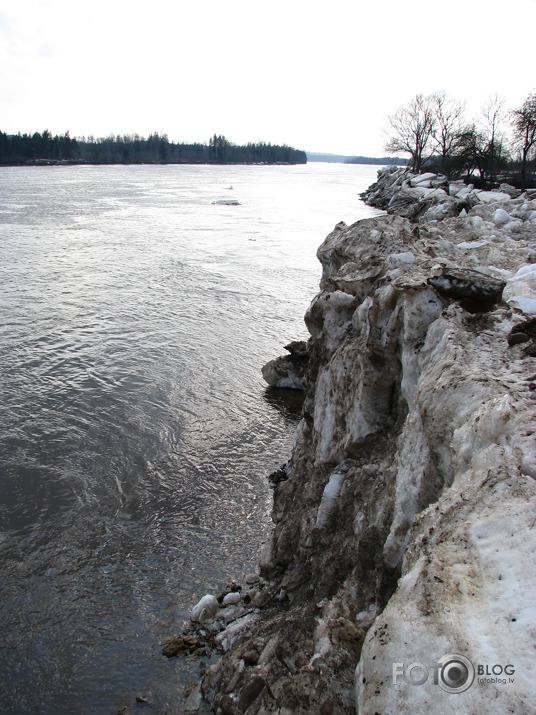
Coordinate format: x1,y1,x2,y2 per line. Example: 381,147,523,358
169,168,536,713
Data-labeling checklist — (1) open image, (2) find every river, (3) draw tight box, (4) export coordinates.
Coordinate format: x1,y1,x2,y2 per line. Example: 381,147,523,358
0,162,381,713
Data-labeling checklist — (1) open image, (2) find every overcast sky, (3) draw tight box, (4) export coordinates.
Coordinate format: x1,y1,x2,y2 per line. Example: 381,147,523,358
1,0,535,156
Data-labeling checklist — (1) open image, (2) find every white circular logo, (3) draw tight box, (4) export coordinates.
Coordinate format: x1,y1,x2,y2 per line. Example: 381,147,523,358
437,653,475,694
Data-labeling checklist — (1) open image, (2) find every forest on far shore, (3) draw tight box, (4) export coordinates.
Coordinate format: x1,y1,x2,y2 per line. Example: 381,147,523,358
0,131,307,166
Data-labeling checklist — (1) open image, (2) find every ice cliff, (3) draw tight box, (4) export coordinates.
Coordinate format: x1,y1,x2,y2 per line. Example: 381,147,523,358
197,168,536,714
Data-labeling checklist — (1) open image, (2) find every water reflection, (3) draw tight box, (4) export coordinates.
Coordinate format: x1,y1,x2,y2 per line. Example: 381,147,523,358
263,386,304,421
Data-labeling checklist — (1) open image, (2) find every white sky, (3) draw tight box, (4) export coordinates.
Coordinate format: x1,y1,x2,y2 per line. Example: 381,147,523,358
1,0,535,156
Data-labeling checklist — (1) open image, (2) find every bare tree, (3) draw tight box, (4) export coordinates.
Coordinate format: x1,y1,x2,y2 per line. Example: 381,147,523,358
384,94,436,173
431,91,467,176
478,93,508,186
511,92,536,190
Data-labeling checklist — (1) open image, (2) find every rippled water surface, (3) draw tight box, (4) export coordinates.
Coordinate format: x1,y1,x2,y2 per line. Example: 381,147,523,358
0,163,381,713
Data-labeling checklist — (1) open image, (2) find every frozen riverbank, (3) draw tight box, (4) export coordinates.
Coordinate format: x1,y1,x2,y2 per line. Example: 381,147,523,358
188,168,536,714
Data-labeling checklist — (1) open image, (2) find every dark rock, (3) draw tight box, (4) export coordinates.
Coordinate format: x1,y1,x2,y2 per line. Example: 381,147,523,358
216,695,239,715
427,269,506,304
237,676,266,711
183,634,202,648
284,340,308,357
508,331,530,346
509,319,536,354
268,464,288,486
243,648,260,666
511,318,536,338
162,637,187,658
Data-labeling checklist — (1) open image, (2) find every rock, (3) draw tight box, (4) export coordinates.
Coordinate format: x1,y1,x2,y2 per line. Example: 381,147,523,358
508,318,536,349
183,634,202,648
162,636,187,658
242,649,260,666
427,268,506,305
191,595,219,623
283,339,307,357
162,632,204,657
245,573,259,585
237,677,266,711
508,331,529,345
268,464,288,486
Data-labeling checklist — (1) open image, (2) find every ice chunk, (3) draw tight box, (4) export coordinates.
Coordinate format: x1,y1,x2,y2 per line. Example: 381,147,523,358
475,191,511,204
387,251,415,267
315,472,344,528
503,264,536,315
457,240,489,249
190,594,219,623
493,208,511,226
410,173,437,187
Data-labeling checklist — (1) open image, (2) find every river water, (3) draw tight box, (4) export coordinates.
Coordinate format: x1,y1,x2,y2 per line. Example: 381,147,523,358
0,162,381,713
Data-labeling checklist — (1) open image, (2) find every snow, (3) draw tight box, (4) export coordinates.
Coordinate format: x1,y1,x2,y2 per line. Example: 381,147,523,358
357,471,536,714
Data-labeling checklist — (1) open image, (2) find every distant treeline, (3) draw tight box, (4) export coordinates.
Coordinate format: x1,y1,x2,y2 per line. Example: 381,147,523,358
0,131,307,166
306,152,407,164
345,155,408,166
